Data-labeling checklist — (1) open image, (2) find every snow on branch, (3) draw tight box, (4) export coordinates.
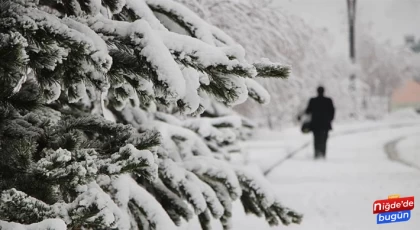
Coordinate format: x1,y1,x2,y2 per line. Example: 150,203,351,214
245,78,271,105
111,175,178,230
0,184,126,229
253,58,290,79
153,120,213,160
125,0,168,31
158,159,211,214
157,30,256,78
141,178,194,225
146,0,218,45
86,16,186,101
235,168,303,226
179,66,202,114
153,112,245,160
183,115,242,138
0,219,66,230
0,189,57,225
183,156,242,200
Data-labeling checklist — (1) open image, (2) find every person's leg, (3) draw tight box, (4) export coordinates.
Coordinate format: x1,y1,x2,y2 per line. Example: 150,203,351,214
321,130,329,158
313,130,321,159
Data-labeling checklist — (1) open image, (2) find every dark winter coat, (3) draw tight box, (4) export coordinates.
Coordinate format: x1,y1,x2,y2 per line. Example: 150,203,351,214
305,96,335,131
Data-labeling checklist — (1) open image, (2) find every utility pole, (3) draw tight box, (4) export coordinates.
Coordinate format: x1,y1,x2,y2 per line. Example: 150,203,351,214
347,0,358,117
347,0,356,64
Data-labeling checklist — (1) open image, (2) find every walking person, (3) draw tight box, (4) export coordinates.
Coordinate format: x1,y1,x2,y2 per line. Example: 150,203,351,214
303,86,335,159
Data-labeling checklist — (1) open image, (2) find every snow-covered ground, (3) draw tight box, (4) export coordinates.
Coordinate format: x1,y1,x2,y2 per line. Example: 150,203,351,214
397,134,420,169
264,126,420,230
183,109,420,230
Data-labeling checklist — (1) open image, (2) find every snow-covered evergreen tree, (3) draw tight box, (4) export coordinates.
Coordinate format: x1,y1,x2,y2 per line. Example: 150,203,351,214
0,0,302,229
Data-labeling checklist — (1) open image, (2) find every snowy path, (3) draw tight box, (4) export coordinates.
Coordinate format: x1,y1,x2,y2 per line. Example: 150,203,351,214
231,124,420,230
183,117,420,230
262,121,420,175
268,125,420,230
217,119,420,230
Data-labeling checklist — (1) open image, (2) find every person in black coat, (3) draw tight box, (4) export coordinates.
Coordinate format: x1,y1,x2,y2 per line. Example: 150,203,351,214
304,86,335,159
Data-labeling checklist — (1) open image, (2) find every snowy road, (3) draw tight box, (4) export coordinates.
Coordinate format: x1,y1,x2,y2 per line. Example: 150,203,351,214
226,120,420,230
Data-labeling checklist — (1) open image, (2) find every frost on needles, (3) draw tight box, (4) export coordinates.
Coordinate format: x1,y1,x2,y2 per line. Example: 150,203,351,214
0,0,301,229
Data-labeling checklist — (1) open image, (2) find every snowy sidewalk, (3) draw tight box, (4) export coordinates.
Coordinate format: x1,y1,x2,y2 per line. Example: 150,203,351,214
231,120,420,230
242,117,420,173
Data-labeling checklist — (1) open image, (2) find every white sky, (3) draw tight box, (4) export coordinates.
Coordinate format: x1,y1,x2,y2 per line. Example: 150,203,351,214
274,0,420,55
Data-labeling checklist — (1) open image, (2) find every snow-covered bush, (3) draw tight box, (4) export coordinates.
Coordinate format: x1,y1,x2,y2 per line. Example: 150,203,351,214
0,0,301,229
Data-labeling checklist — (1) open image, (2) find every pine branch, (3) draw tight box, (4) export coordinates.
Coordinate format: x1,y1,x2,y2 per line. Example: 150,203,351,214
253,61,290,78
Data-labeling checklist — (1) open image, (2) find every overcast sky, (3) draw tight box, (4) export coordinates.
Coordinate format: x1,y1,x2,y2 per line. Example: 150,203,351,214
275,0,420,55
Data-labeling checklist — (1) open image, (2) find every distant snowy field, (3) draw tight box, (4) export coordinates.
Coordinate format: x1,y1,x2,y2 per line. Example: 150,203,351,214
182,109,420,230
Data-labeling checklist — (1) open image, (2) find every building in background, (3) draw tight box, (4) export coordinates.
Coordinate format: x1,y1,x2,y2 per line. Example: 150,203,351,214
390,79,420,112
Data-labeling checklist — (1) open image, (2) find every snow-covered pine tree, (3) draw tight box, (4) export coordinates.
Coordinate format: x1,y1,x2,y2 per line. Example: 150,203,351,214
0,0,302,229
